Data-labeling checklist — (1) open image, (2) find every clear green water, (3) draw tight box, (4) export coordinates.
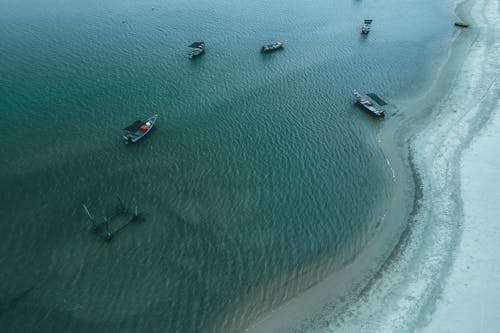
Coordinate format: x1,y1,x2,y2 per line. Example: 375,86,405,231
0,0,455,331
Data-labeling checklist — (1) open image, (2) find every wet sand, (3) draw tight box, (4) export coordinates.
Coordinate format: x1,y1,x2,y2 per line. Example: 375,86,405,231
423,84,500,332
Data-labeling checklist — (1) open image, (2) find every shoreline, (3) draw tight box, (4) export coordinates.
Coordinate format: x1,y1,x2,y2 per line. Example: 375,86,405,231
423,85,500,332
422,0,500,329
244,0,499,331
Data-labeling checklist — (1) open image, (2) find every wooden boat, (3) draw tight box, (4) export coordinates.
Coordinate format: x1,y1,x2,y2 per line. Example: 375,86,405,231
361,19,373,34
188,41,205,59
454,22,469,28
122,115,158,144
261,41,283,52
353,90,385,118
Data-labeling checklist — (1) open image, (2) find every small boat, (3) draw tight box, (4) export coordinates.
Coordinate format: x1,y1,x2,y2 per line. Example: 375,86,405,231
122,115,158,144
188,47,204,59
188,41,205,59
353,90,384,117
361,19,373,34
261,41,283,52
454,22,469,28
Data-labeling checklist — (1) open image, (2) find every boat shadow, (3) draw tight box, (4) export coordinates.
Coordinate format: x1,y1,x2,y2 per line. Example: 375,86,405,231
260,49,285,62
187,53,207,66
359,34,370,41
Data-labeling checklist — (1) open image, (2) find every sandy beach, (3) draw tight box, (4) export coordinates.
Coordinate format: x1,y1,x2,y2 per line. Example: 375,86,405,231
244,0,500,331
423,82,500,332
422,0,500,329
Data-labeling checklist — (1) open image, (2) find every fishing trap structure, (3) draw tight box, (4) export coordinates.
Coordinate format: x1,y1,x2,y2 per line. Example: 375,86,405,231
82,195,144,242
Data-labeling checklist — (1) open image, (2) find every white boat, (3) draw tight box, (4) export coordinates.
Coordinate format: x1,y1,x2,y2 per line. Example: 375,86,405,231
122,115,158,144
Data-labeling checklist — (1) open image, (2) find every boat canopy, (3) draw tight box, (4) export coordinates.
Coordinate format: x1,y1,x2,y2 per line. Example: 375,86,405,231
366,93,387,106
189,41,205,48
123,120,143,132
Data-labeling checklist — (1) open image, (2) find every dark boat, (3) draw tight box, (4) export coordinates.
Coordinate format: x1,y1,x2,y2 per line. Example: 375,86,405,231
122,115,158,144
188,41,205,59
261,41,283,52
454,21,469,27
361,19,373,34
353,90,384,117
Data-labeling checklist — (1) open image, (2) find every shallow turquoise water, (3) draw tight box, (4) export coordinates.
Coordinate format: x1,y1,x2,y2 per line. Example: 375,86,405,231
0,0,455,331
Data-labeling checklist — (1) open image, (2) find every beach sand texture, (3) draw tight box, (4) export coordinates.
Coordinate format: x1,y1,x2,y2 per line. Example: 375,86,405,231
424,79,500,333
423,0,500,329
245,0,500,331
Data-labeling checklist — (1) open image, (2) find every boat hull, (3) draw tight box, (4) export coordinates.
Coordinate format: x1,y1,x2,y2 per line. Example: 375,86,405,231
261,42,283,52
123,115,158,144
188,48,204,59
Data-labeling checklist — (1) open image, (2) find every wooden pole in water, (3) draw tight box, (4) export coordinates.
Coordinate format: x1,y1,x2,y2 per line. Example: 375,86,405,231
104,221,113,241
82,204,96,227
116,195,126,213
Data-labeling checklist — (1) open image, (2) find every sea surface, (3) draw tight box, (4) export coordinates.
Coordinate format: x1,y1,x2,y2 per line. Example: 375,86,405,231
0,0,455,332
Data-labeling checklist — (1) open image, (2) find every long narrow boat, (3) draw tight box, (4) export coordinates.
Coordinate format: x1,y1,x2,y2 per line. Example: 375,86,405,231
122,115,158,144
353,90,385,118
188,41,205,59
261,41,283,52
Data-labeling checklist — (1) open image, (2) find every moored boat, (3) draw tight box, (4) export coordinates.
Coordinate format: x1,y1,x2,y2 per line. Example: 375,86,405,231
353,90,384,117
361,19,373,34
188,41,205,59
123,115,158,144
261,41,283,52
